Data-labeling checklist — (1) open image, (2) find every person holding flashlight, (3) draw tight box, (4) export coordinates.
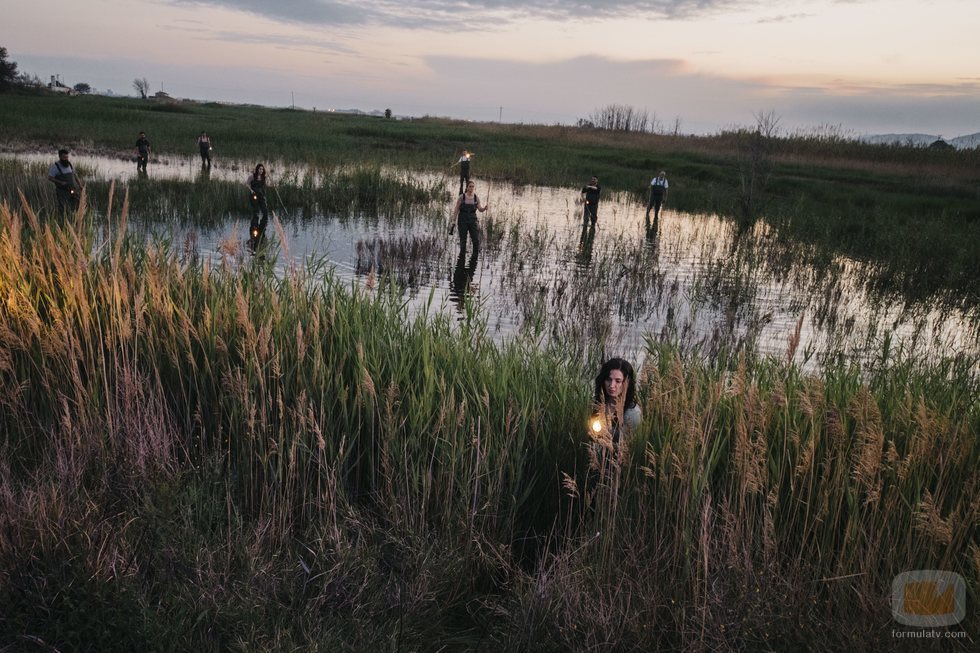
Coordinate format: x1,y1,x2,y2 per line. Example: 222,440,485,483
592,357,641,446
581,175,601,226
451,179,488,259
48,148,83,213
246,163,269,247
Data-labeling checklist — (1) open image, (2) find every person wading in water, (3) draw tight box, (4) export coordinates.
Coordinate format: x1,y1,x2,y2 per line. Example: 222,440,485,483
581,175,601,226
645,170,669,226
451,180,488,260
453,150,473,194
246,163,270,248
135,131,151,174
47,148,83,213
197,131,213,168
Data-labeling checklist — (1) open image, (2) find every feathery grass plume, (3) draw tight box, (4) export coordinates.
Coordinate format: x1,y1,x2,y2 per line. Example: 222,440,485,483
786,313,804,365
561,471,579,499
848,386,885,505
914,489,954,547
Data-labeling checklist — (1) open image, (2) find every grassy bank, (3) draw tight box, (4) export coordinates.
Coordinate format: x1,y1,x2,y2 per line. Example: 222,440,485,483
0,200,976,650
2,93,978,305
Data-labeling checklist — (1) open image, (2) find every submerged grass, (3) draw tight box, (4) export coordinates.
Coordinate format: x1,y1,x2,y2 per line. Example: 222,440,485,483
0,196,976,650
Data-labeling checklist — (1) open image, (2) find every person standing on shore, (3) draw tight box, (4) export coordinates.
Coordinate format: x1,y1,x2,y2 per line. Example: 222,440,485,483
581,176,601,225
135,131,151,174
646,170,669,224
47,148,83,213
197,131,213,168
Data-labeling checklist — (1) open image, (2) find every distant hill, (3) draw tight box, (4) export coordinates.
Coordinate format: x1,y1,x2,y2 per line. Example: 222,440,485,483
950,133,980,149
860,132,980,149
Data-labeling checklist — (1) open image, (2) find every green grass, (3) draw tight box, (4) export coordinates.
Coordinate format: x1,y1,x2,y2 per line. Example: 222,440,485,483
0,198,976,650
2,93,978,305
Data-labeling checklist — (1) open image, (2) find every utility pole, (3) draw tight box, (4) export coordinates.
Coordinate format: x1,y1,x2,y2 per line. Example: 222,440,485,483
292,92,295,109
499,106,503,123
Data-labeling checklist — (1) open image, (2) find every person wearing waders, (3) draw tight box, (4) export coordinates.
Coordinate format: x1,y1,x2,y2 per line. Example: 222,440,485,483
135,131,151,173
451,180,487,259
47,148,82,213
645,170,669,225
246,163,269,248
454,150,472,194
581,176,601,225
197,131,212,168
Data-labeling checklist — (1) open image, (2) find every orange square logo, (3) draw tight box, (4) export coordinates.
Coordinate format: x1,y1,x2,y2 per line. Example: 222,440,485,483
892,571,966,627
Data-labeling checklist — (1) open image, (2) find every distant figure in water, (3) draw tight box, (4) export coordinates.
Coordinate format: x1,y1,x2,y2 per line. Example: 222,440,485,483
646,170,669,225
581,175,601,225
592,357,641,447
197,131,213,168
246,163,269,248
453,150,473,194
451,180,488,259
48,148,83,213
135,131,150,174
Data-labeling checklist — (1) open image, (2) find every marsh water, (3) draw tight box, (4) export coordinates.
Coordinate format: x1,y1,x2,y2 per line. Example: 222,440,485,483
6,150,978,371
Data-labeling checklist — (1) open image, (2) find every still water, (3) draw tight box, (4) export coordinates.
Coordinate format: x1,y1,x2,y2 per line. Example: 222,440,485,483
6,150,977,371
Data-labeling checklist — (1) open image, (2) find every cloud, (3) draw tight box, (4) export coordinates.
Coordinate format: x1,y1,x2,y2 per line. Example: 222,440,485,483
755,13,812,23
167,0,754,29
160,22,358,55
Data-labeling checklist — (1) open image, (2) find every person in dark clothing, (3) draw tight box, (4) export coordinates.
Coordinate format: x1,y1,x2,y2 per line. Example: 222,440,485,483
645,170,669,223
451,180,488,258
454,150,472,194
135,131,150,173
47,148,83,213
197,131,212,168
581,176,601,225
246,163,270,248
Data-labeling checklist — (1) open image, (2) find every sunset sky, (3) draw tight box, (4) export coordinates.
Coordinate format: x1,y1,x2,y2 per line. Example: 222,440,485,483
7,0,980,136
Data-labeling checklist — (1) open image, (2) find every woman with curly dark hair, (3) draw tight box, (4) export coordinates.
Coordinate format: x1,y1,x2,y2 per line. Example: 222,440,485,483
592,357,641,446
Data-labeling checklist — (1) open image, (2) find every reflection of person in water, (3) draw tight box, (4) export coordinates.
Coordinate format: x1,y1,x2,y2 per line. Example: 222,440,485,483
592,358,641,447
449,252,479,318
576,222,596,268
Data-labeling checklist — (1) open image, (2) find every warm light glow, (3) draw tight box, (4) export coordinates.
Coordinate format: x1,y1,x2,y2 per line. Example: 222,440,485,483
591,418,602,434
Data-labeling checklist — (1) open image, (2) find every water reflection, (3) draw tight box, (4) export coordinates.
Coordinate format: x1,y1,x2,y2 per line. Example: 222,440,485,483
3,149,976,372
575,223,596,269
449,252,480,320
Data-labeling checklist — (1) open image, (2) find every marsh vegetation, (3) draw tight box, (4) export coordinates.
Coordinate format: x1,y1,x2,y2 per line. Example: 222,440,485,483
0,96,977,650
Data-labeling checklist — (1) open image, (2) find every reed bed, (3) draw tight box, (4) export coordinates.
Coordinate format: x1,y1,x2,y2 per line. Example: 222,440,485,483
0,194,976,650
0,159,447,228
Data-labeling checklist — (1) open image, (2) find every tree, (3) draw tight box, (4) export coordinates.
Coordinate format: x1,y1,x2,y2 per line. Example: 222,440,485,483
0,46,19,92
133,77,149,99
581,104,650,132
73,82,92,94
384,108,392,119
734,110,781,224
